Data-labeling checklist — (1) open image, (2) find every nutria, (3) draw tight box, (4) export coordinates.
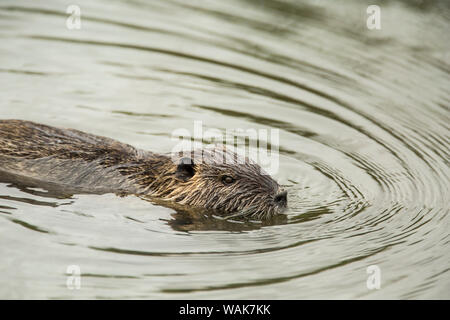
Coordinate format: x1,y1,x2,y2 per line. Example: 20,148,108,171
0,120,287,219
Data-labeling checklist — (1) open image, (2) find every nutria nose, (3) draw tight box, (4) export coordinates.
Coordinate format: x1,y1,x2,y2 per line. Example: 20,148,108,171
274,190,287,205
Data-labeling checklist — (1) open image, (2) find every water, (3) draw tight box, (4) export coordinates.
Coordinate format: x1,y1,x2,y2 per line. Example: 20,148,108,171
0,0,449,299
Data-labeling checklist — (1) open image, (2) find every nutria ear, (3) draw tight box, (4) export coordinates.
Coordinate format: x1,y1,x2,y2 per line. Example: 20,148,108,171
175,157,195,181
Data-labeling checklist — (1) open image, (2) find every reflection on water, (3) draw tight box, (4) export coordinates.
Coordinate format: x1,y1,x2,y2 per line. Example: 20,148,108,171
0,0,449,299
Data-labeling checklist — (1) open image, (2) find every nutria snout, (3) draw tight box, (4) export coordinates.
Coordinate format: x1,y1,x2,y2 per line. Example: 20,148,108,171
0,120,286,220
274,190,288,206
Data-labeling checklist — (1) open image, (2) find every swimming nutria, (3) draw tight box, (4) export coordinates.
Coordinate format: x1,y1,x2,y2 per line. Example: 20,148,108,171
0,120,287,219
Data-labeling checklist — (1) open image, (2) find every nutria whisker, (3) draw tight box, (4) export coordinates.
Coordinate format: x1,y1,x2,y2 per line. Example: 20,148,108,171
223,206,257,220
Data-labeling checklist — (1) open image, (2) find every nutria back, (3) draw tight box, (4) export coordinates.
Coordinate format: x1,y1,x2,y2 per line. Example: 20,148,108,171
0,120,287,219
0,120,167,194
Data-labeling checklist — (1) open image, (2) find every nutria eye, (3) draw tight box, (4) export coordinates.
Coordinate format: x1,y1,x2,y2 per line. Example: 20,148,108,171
221,175,235,185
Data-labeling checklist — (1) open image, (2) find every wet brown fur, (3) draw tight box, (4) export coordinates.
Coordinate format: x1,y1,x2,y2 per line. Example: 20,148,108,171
0,120,286,219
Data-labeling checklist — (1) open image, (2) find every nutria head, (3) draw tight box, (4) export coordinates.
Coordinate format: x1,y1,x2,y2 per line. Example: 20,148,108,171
147,147,287,219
